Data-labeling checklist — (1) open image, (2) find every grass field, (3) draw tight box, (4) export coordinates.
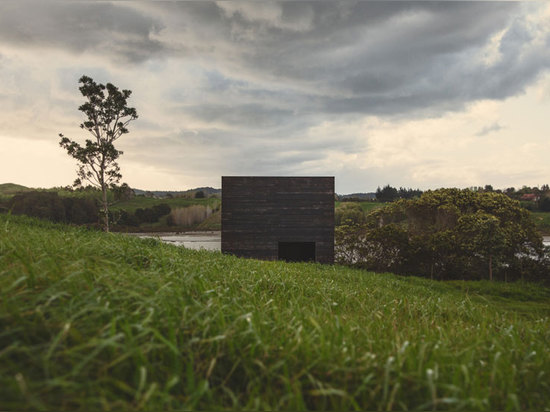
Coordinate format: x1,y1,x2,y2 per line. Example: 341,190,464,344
111,196,220,213
1,214,549,410
335,201,385,213
532,212,550,235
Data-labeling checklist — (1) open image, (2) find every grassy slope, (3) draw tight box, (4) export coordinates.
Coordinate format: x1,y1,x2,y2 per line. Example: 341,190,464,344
0,183,31,195
111,197,220,213
1,215,549,411
335,201,385,213
0,183,32,202
195,210,221,231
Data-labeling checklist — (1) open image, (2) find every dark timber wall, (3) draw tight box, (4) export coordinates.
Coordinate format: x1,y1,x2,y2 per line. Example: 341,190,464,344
222,176,334,264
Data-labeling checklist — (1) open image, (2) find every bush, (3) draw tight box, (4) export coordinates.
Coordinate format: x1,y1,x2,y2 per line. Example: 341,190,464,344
335,203,365,226
539,196,550,212
62,197,98,224
8,191,98,224
134,204,171,224
337,189,547,282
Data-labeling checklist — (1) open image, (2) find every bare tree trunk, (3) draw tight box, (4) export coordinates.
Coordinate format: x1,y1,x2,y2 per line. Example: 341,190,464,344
489,255,493,282
102,183,109,232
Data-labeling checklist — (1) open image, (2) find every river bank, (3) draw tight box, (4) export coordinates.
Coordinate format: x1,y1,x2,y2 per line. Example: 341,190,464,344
127,231,221,251
127,233,549,252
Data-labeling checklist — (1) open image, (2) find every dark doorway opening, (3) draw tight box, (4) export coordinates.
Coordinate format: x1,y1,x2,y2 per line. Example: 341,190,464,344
278,242,316,262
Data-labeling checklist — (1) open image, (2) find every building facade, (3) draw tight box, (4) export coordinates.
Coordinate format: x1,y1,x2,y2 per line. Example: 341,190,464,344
221,176,334,263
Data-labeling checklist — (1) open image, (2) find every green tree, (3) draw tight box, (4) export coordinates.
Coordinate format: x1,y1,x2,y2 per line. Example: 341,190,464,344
335,203,365,226
59,75,138,231
539,196,550,212
456,212,507,281
376,185,399,202
336,189,546,281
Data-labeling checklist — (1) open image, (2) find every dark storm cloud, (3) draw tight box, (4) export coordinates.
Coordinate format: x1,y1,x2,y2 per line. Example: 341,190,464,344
215,1,533,117
0,2,165,63
155,1,548,127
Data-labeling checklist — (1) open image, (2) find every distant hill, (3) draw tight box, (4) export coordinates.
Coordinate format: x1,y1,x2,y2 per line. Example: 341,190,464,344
2,183,374,201
338,192,377,201
0,183,32,196
132,187,221,198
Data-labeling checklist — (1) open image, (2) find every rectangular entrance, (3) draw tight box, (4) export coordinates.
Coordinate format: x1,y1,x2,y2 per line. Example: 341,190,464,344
278,242,316,262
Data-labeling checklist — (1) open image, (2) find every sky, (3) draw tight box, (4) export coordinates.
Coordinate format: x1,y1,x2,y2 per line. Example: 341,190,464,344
1,1,549,194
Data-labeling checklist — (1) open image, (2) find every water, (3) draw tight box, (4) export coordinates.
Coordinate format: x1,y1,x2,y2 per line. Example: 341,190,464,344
132,232,221,251
132,234,548,252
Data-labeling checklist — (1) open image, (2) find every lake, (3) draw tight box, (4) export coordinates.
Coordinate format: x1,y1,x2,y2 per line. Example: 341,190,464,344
131,232,221,251
133,234,549,251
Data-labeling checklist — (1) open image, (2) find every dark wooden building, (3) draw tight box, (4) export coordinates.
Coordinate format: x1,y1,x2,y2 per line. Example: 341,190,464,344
221,176,334,263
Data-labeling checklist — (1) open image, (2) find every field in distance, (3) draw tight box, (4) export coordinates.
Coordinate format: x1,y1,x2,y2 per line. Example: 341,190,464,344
1,214,549,410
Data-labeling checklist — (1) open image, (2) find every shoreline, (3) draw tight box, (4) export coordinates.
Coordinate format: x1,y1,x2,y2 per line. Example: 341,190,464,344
123,230,220,237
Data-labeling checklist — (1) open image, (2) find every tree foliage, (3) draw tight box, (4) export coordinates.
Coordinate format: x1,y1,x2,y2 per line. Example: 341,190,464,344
375,185,423,202
336,189,548,282
59,75,138,231
9,192,98,225
335,203,365,226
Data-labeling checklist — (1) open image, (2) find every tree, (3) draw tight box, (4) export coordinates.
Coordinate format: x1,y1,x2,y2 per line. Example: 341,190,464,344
336,189,546,281
59,75,138,231
376,185,399,202
335,203,365,226
112,183,135,202
539,196,550,212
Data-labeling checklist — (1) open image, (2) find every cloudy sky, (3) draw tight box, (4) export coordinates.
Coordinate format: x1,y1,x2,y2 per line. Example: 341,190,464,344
1,1,549,194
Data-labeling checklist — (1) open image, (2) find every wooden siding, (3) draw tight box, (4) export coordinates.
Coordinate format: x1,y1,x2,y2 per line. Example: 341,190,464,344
221,176,334,263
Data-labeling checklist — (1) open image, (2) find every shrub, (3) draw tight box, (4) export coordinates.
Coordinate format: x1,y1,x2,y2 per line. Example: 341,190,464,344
8,191,98,224
335,203,365,226
337,189,547,282
134,204,171,224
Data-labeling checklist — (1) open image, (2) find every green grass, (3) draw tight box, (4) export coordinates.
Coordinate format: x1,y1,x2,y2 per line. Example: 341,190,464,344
0,183,32,202
335,201,385,213
195,211,221,231
532,212,550,235
111,196,220,213
0,183,32,196
357,201,385,213
1,215,550,410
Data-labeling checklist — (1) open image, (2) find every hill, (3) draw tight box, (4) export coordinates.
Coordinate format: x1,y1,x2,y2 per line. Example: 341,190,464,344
338,192,377,201
0,183,32,196
133,187,221,198
1,214,549,410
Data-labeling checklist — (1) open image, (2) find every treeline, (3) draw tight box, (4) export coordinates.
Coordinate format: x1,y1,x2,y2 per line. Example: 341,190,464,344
373,184,550,211
336,189,550,283
375,185,423,202
115,204,171,227
0,191,174,228
4,192,98,224
0,190,218,230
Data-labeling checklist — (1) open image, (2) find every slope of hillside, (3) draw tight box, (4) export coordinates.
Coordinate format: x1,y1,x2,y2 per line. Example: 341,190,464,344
0,183,31,196
1,215,549,410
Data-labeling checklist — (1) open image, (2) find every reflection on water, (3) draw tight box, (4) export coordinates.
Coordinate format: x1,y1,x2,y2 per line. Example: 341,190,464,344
134,232,221,251
132,234,548,252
